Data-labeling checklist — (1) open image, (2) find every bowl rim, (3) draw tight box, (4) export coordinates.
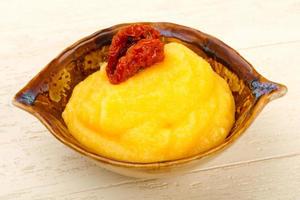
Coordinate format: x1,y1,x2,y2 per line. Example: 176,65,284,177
13,22,287,169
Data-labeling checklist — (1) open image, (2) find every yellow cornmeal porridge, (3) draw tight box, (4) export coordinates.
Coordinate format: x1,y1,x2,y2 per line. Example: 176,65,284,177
62,42,235,163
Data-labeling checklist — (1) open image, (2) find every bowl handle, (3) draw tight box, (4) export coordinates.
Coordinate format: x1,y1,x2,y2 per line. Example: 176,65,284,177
250,79,287,101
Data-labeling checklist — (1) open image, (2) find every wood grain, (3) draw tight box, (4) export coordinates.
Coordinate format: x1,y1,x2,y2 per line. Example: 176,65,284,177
0,0,299,199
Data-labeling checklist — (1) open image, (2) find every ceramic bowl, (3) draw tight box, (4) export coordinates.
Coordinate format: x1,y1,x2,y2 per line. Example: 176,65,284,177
13,22,287,178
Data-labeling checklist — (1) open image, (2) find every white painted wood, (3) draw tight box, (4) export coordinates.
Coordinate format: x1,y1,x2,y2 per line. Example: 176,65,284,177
0,0,299,199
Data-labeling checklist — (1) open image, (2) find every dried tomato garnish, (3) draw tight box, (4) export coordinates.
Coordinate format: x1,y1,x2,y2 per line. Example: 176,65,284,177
106,24,165,84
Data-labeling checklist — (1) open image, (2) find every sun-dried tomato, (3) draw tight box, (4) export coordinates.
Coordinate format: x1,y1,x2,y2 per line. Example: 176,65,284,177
106,24,165,84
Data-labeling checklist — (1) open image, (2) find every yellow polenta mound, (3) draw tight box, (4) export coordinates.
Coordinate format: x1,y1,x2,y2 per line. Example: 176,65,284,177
62,42,235,163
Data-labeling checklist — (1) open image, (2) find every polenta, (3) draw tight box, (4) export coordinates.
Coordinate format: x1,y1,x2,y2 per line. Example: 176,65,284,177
62,42,235,163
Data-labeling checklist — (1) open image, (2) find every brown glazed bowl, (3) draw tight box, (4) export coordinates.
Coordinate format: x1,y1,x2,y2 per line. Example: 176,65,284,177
13,22,287,178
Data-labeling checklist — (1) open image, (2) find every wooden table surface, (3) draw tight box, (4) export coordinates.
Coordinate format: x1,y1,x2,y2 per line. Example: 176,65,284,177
1,0,300,199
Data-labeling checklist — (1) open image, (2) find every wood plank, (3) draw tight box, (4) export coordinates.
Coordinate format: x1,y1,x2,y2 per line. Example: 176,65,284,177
1,0,300,60
1,152,299,199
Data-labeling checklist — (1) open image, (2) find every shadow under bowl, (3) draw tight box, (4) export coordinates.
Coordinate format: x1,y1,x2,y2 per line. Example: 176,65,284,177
13,22,287,178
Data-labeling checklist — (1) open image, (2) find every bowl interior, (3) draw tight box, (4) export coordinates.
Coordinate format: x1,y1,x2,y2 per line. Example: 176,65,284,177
13,22,286,167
